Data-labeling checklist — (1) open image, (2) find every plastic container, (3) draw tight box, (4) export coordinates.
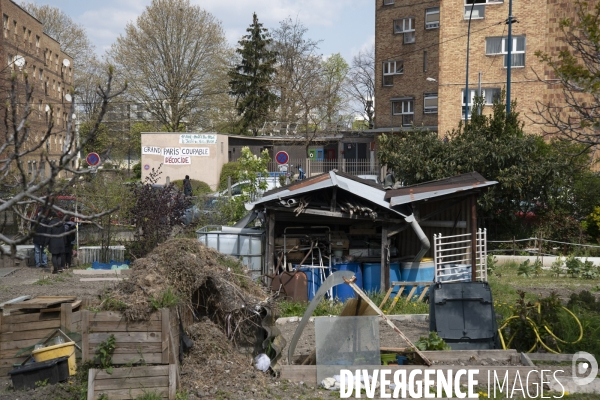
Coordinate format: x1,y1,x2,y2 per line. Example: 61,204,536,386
399,260,435,297
8,356,70,390
396,355,407,365
331,263,362,302
362,262,401,293
381,353,397,365
32,341,77,376
298,267,324,301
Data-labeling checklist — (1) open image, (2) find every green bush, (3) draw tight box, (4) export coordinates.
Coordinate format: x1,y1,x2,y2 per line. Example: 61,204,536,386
171,179,212,196
218,162,241,191
132,162,142,179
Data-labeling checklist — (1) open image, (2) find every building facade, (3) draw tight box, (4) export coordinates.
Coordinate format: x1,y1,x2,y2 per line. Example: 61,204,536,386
374,0,583,136
1,0,73,176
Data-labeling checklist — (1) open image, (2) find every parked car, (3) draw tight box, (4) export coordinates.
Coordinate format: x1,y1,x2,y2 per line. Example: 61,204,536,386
211,176,282,200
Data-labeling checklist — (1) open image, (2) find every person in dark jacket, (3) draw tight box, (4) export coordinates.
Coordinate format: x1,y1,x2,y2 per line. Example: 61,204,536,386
47,212,66,274
183,175,192,197
63,221,76,269
32,211,49,268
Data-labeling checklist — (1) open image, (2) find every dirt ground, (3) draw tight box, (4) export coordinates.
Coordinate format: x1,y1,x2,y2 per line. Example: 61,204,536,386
0,265,126,305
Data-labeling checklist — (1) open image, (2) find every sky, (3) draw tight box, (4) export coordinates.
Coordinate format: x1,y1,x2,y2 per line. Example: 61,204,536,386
25,0,375,63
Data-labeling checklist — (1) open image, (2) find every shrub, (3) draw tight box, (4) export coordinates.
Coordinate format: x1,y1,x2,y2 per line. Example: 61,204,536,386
171,179,212,196
132,162,142,179
218,162,241,191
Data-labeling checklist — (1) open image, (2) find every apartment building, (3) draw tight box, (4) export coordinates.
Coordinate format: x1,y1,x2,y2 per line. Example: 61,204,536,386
1,0,73,176
374,0,580,136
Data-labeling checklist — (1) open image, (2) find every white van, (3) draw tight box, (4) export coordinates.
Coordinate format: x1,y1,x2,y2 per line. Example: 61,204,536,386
212,176,281,200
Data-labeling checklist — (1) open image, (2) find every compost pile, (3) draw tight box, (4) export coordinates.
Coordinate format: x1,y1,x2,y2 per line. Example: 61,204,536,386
105,238,266,321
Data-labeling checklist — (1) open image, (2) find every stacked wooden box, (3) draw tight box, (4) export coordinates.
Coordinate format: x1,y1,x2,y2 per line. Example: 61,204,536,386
82,308,180,400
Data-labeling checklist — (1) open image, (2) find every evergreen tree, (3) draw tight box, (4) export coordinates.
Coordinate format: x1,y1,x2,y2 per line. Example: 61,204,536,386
228,13,278,136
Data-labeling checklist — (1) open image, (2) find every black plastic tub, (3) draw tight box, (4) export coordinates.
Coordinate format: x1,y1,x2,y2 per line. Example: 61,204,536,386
8,356,70,390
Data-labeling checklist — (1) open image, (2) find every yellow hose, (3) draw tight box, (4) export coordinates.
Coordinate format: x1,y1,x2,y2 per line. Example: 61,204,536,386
497,306,583,354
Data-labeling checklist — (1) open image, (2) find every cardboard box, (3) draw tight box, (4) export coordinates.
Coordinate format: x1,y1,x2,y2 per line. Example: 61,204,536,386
330,232,349,249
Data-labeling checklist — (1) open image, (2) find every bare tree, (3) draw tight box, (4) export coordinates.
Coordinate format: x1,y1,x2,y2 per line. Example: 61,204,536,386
0,66,126,255
346,46,375,129
531,1,600,148
109,0,230,132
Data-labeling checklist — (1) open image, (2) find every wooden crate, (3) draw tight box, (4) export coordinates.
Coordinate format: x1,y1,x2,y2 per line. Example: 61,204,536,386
0,302,81,375
88,365,176,400
81,308,179,366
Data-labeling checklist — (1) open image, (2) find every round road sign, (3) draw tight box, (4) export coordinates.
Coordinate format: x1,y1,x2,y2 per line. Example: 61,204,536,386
275,151,289,165
86,152,100,167
144,164,150,170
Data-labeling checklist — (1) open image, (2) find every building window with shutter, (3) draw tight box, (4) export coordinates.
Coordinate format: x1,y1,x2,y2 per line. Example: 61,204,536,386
392,98,414,126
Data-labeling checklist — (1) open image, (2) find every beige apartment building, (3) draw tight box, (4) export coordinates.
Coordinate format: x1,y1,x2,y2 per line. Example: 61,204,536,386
1,0,73,175
374,0,583,136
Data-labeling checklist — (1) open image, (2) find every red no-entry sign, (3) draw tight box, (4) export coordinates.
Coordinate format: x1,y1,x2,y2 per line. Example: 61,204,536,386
275,151,289,165
86,152,100,167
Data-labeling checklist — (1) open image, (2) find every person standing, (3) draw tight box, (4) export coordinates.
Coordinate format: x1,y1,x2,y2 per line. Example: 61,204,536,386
47,212,66,274
63,221,76,269
32,210,49,268
183,175,193,197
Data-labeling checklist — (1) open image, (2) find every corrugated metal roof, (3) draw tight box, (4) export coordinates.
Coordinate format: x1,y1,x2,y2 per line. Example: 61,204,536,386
385,172,498,207
248,170,408,217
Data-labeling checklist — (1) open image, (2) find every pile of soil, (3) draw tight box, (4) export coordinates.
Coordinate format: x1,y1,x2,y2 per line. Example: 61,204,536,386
181,318,270,398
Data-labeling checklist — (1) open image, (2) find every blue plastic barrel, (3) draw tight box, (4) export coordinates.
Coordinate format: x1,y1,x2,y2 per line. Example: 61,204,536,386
332,263,362,302
298,267,323,301
399,261,435,298
362,262,401,293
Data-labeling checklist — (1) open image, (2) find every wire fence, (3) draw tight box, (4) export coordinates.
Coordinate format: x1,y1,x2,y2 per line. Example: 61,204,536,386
487,236,600,257
264,158,380,178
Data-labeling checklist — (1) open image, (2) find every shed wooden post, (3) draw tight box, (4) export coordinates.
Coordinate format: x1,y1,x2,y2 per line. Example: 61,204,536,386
470,195,478,281
266,212,275,278
381,225,389,290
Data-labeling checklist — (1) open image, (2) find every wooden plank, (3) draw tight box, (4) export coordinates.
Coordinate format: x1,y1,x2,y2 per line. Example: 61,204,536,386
169,364,176,400
1,328,56,342
527,353,574,362
379,286,394,309
95,375,169,390
421,349,517,362
61,303,72,331
41,300,82,313
90,343,161,354
416,285,430,302
404,285,418,303
0,319,61,332
95,365,170,380
82,310,89,361
71,311,81,325
110,353,163,364
1,338,43,350
87,320,162,332
88,368,97,400
521,352,536,367
279,365,541,385
88,312,160,323
88,332,161,344
387,286,406,311
1,312,60,324
4,296,76,310
161,309,169,364
93,388,168,400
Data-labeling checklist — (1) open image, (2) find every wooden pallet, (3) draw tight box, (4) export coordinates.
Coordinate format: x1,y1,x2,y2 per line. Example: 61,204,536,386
379,281,432,312
2,296,77,314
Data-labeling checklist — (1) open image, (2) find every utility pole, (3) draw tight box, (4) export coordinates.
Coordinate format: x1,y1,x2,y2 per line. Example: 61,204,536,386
464,1,477,124
506,0,514,114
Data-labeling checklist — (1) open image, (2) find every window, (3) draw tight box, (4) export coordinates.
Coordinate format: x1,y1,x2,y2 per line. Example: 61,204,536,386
424,93,438,114
36,35,40,54
486,36,526,67
425,7,440,29
22,26,26,42
7,53,13,68
383,0,394,4
13,20,16,38
3,14,8,38
55,54,58,71
39,69,43,80
392,98,414,126
462,89,475,119
394,18,415,44
382,60,403,86
464,4,485,19
483,88,501,104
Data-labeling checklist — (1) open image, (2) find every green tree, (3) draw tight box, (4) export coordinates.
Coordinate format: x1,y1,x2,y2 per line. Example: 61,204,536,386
320,53,350,125
378,91,590,238
533,1,600,147
228,13,278,136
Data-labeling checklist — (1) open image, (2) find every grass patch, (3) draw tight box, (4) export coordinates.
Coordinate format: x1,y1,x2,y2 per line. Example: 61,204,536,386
277,290,428,318
33,273,68,285
149,286,180,310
